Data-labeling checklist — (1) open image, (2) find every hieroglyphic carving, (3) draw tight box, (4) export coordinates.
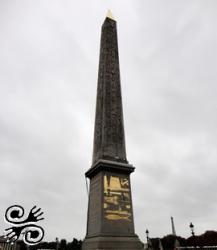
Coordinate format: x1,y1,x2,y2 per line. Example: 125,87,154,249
92,17,127,164
103,174,132,221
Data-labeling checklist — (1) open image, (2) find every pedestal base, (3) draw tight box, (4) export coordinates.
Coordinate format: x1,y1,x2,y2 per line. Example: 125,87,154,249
82,235,144,250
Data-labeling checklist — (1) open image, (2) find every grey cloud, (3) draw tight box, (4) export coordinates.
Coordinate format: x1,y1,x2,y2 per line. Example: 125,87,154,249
0,0,216,243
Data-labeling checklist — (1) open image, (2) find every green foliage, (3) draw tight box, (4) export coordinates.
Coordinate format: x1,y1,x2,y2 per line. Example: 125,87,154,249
60,239,67,250
161,234,186,249
28,238,82,250
186,230,217,247
16,230,217,250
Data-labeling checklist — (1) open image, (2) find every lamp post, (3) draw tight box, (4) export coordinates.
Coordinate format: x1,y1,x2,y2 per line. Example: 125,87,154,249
189,222,196,248
146,229,149,249
56,237,59,250
189,222,195,237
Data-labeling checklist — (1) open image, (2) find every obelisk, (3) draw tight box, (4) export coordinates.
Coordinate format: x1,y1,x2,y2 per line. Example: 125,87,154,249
82,11,143,250
171,217,176,236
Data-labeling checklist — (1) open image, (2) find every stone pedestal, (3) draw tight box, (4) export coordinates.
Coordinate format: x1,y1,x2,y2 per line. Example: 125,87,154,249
82,160,143,250
82,236,143,250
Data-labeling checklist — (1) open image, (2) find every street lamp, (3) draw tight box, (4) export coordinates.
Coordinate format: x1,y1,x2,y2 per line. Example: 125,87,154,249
56,237,59,250
189,222,195,237
189,222,196,249
146,229,149,249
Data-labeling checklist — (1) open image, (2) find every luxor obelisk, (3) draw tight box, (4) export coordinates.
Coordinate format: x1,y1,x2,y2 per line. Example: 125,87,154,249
82,12,143,250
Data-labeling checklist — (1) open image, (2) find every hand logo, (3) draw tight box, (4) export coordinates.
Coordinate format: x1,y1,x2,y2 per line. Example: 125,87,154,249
4,205,45,245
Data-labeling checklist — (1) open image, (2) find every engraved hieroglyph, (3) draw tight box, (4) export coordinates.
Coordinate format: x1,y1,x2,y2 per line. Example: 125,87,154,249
103,174,132,221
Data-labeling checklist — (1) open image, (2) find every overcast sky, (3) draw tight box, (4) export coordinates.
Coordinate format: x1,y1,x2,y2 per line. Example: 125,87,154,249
0,0,217,243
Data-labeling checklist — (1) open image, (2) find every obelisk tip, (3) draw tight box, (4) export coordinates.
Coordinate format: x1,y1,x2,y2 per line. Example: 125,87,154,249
106,9,116,21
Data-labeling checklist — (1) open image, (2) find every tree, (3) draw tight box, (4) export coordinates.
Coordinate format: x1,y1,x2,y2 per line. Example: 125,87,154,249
60,239,67,250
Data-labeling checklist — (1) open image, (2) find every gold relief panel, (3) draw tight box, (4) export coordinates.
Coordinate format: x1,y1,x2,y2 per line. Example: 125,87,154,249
103,174,132,222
